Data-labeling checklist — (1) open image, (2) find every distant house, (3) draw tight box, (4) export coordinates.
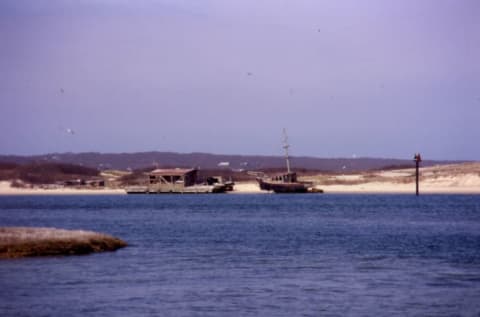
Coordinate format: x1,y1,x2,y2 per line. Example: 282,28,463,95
64,180,76,186
217,162,230,168
64,179,85,186
85,179,105,187
64,178,104,187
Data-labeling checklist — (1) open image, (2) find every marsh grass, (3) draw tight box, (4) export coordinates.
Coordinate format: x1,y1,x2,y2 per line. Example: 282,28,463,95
0,227,127,258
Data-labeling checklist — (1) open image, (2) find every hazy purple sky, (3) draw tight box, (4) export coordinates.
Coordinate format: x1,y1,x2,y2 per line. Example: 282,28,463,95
1,0,479,160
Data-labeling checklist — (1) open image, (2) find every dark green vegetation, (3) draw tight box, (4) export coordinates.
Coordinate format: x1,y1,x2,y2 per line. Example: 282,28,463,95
0,227,127,259
0,162,99,185
0,151,459,173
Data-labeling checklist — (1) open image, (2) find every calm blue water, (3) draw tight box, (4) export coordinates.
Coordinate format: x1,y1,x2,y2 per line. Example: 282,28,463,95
1,194,480,316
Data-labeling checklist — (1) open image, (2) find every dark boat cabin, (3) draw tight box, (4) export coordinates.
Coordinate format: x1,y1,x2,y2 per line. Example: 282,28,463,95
270,172,298,183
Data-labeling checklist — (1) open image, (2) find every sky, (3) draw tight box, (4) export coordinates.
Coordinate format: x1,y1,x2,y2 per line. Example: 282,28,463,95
0,0,479,160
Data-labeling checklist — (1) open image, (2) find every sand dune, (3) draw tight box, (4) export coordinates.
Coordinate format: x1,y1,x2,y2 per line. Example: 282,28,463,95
301,162,480,194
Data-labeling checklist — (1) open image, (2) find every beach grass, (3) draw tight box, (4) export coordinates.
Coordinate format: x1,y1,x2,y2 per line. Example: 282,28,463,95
0,227,127,259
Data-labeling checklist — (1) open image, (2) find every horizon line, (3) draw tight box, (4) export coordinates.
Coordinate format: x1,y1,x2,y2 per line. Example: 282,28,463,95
0,150,471,163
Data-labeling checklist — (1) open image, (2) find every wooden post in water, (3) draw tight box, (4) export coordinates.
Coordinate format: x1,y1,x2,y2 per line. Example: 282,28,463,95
414,153,422,196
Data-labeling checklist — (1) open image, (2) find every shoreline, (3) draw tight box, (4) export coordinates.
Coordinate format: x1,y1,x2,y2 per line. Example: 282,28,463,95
1,170,480,196
1,184,478,196
0,181,125,195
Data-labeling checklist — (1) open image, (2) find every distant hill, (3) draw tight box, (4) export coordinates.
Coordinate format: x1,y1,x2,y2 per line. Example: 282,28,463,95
0,152,460,173
0,162,100,185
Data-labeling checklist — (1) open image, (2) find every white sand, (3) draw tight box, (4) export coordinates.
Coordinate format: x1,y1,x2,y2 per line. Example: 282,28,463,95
229,182,265,194
376,170,414,178
334,175,365,181
231,180,480,194
313,165,480,194
0,181,125,195
317,180,480,194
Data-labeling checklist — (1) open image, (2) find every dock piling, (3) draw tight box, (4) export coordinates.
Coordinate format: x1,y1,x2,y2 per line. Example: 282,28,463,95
414,153,422,196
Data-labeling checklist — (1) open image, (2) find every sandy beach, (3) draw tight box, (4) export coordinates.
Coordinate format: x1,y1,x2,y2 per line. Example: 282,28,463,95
1,163,479,195
301,163,480,194
0,181,125,195
232,163,480,194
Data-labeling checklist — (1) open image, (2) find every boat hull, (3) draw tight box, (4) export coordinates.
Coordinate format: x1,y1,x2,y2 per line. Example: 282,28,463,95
257,178,309,193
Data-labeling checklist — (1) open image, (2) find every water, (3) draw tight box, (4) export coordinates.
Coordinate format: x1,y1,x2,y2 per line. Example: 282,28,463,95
1,194,480,316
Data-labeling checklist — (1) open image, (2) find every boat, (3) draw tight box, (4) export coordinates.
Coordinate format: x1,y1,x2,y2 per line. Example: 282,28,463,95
257,172,310,193
256,129,320,193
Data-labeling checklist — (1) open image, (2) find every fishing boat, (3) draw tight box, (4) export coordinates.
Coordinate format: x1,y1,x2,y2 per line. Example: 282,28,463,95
257,172,310,193
256,129,318,193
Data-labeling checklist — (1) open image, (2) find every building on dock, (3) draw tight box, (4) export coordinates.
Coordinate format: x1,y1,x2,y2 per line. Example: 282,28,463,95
148,168,197,192
126,168,228,194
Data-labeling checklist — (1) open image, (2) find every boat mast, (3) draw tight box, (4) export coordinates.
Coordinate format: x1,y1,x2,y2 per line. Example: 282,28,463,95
283,128,291,173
